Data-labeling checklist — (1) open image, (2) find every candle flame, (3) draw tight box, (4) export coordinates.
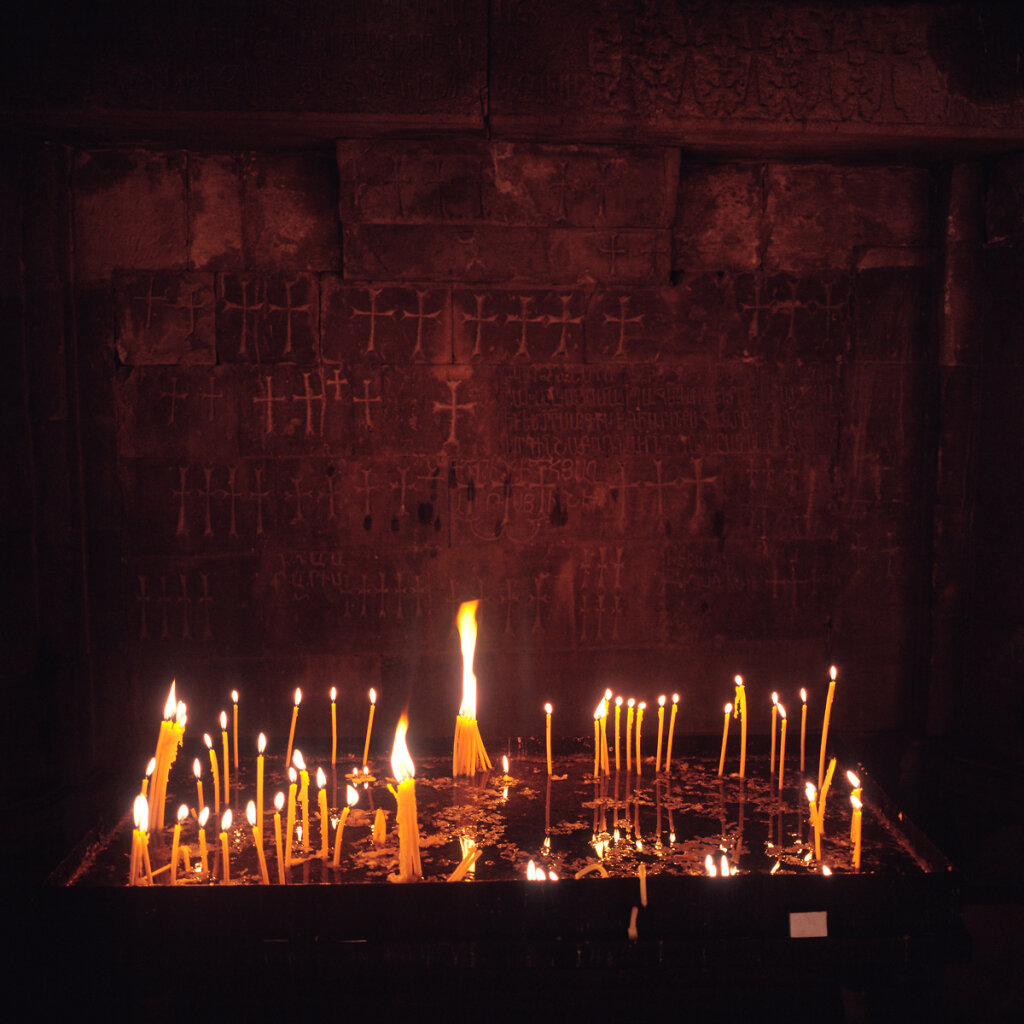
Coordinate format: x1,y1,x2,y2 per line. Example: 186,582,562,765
851,794,862,811
772,692,778,705
163,681,177,719
830,665,837,682
204,733,212,749
193,758,201,778
221,809,232,831
247,801,256,827
604,688,612,702
801,688,808,703
316,766,326,788
778,704,787,719
292,749,306,771
369,688,376,705
175,701,187,725
258,732,266,754
232,690,238,704
672,693,679,704
659,695,666,707
177,803,188,823
594,698,606,719
346,785,359,807
735,675,743,686
199,806,209,827
705,853,717,877
330,686,337,702
616,696,623,707
220,710,227,730
457,600,480,718
288,767,297,783
822,865,832,876
725,702,733,714
720,854,729,876
294,688,302,706
806,782,817,802
638,701,646,711
274,792,285,812
502,755,509,774
133,794,148,832
145,757,156,777
391,714,415,783
544,702,552,715
527,860,537,880
627,698,635,708
847,771,860,788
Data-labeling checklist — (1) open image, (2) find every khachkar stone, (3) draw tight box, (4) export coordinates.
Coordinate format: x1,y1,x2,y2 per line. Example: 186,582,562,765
489,1,1024,145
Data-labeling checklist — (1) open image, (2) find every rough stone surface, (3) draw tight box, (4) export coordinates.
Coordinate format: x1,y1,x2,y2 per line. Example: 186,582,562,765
674,165,763,271
188,154,244,271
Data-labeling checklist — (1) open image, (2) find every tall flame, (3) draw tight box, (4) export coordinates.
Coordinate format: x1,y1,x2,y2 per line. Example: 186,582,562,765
274,792,285,812
163,681,177,719
258,732,266,754
391,714,415,783
457,600,480,718
316,767,326,788
830,665,837,682
247,801,256,827
133,794,149,832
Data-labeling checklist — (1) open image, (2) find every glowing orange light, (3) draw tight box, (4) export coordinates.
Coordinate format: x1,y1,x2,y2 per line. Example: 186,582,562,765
800,688,807,703
220,710,227,730
830,666,837,682
177,803,187,824
134,794,149,832
544,702,552,714
292,750,306,771
258,732,266,755
193,758,201,778
822,865,832,876
705,853,716,877
204,733,213,749
615,696,623,707
274,792,284,813
346,785,358,807
247,801,257,827
502,754,509,774
391,714,415,783
457,600,480,718
659,695,666,707
294,688,302,706
199,806,209,827
330,686,337,702
851,794,862,811
288,767,297,783
369,688,376,704
231,689,238,704
847,770,860,788
720,854,729,876
221,809,232,831
316,766,326,788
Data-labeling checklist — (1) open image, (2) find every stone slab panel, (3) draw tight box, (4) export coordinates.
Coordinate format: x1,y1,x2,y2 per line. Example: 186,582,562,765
188,154,243,271
216,273,319,364
73,150,188,283
343,224,671,284
674,165,762,272
854,267,934,363
115,272,216,365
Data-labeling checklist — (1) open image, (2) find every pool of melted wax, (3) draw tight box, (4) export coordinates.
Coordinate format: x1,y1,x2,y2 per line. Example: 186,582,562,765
77,753,928,886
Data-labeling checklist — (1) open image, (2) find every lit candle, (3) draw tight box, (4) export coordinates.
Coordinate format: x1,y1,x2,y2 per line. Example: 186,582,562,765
800,688,808,773
718,703,732,777
219,711,230,804
332,785,359,867
247,800,270,885
614,697,622,771
819,756,837,826
330,687,338,766
273,792,286,884
362,688,376,771
285,769,297,868
294,750,310,853
162,699,187,831
453,601,492,776
256,732,266,823
593,708,601,778
806,783,821,860
544,703,553,776
204,733,220,815
389,715,422,882
601,689,612,776
193,758,203,813
231,690,239,771
666,694,679,774
197,807,210,877
770,692,779,775
285,687,302,770
316,767,329,860
149,682,176,833
130,794,147,885
170,803,187,885
626,699,635,772
136,796,153,885
219,809,232,883
655,695,666,773
818,666,837,789
847,771,862,840
734,676,747,779
851,794,862,871
777,704,787,793
141,757,156,799
635,702,646,776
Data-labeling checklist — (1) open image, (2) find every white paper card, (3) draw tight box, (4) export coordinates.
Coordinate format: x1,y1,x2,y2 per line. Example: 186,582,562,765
789,911,828,938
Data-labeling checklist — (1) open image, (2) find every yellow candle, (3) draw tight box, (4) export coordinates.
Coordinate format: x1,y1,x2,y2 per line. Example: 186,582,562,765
130,794,148,885
141,757,156,799
659,700,667,770
593,711,600,777
635,702,646,776
285,687,302,770
544,703,553,776
170,803,187,885
330,687,338,766
625,699,635,772
149,682,177,832
777,705,787,793
770,692,778,774
614,697,622,771
851,794,862,870
294,750,310,853
734,676,747,779
847,771,862,839
453,603,492,776
219,809,232,883
231,690,239,771
204,733,220,815
332,785,358,867
256,732,266,823
316,767,329,859
273,792,286,884
819,756,837,826
362,688,376,770
818,666,837,789
800,688,808,773
193,758,203,813
666,694,679,774
389,715,422,882
197,807,210,877
220,711,230,803
806,783,821,860
136,796,153,885
247,801,270,884
373,807,387,845
601,689,611,776
718,703,732,777
285,769,297,868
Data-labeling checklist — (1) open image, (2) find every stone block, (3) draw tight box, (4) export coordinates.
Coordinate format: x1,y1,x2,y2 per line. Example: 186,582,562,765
115,272,216,365
854,267,933,363
216,272,319,364
674,164,762,271
188,153,243,271
73,150,188,282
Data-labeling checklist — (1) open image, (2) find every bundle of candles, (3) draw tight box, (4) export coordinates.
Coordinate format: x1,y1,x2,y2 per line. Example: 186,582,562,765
126,605,868,886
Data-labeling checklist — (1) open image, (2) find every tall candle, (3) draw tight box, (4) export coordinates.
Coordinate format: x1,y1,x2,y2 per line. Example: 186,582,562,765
316,767,329,860
734,676,748,779
332,785,358,867
170,803,187,885
231,690,239,771
330,687,338,766
219,809,232,883
149,682,176,833
847,771,862,840
247,801,270,885
818,666,837,789
285,768,297,868
614,697,622,771
390,715,422,882
777,705,788,793
193,758,203,813
806,783,821,860
655,696,666,773
625,699,635,772
256,732,266,823
851,794,863,870
197,807,210,877
285,688,302,770
718,703,733,777
219,711,230,803
362,688,376,770
770,692,779,774
273,792,286,884
130,794,148,885
544,703,553,776
601,689,612,776
819,756,837,826
593,710,601,777
666,694,679,774
635,702,646,776
800,688,808,773
453,602,492,776
204,733,220,814
294,750,310,853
